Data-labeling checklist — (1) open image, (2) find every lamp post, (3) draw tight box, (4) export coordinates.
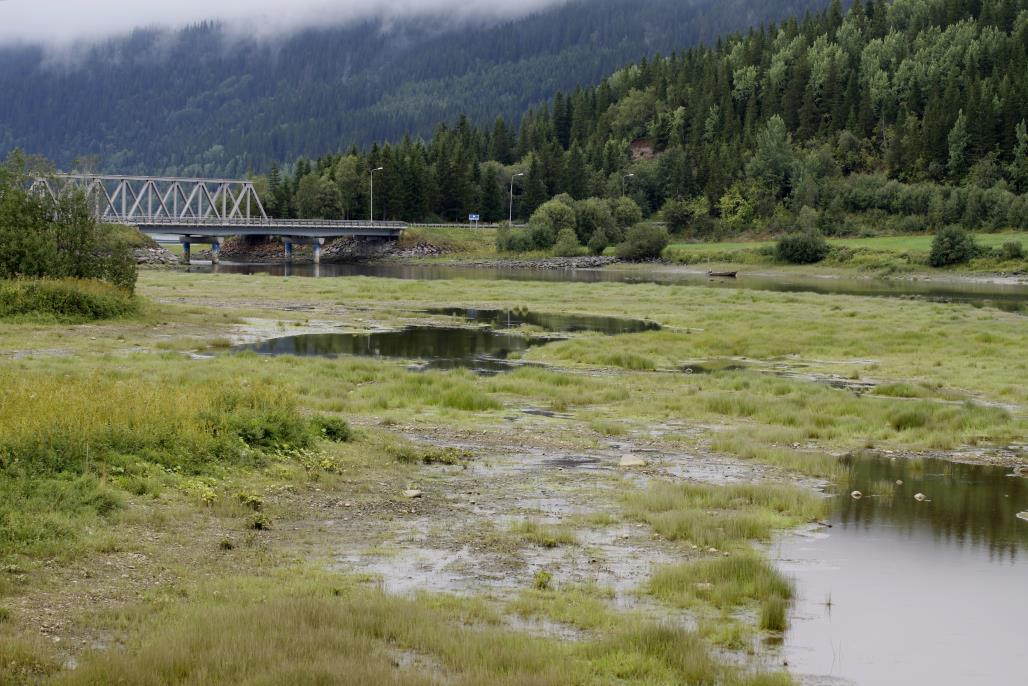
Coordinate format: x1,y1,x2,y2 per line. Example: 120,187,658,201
509,172,524,225
370,166,383,221
622,172,635,197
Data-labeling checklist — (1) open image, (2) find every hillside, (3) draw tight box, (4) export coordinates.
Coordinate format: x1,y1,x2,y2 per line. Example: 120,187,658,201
258,0,1028,242
0,0,828,175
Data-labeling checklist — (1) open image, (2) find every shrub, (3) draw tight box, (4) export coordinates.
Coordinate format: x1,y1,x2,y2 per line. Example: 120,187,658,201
929,226,978,267
660,198,692,234
616,223,669,260
573,197,616,245
311,415,353,442
527,199,576,249
0,154,137,290
610,196,643,229
496,226,534,252
998,241,1025,260
552,227,585,257
0,278,138,322
775,230,829,264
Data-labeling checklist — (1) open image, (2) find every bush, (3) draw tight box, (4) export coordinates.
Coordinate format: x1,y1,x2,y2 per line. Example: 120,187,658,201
998,241,1025,260
496,227,535,252
616,223,670,260
573,197,616,245
1,154,137,290
0,279,138,322
610,196,643,229
775,230,829,264
661,198,692,234
552,227,585,257
929,226,978,267
311,415,353,442
527,199,576,249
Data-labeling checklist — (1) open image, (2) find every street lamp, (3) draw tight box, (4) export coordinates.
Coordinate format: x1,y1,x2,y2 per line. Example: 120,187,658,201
622,172,635,197
370,167,384,221
509,172,524,225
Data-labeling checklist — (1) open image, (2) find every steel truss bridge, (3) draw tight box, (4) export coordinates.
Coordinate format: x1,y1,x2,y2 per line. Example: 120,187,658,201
34,174,406,263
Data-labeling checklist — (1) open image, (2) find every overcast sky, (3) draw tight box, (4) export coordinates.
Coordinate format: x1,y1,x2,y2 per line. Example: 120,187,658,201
0,0,566,45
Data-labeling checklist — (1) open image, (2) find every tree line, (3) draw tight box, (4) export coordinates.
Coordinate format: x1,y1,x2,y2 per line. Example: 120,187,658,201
258,0,1028,238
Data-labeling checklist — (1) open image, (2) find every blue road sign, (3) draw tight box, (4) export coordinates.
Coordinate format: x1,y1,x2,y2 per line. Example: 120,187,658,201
469,214,480,222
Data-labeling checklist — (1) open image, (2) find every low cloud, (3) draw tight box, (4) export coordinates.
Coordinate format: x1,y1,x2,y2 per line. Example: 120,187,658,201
0,0,567,46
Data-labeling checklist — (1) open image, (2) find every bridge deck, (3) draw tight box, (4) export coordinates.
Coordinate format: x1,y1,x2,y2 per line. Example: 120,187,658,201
107,217,406,239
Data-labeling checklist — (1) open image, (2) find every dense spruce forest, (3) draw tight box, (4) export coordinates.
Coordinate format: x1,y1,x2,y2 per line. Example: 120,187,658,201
0,0,829,175
257,0,1028,250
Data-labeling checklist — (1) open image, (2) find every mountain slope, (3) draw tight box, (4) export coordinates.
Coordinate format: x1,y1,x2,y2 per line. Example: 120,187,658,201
0,0,828,175
255,0,1028,239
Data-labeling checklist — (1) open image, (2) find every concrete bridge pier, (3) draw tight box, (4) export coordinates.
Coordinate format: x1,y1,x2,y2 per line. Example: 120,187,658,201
282,236,326,264
179,236,225,265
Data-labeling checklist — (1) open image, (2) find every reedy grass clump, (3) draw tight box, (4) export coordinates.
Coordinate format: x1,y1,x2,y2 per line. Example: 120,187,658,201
0,278,139,323
649,553,793,614
759,594,789,632
508,519,578,548
629,481,814,632
509,584,617,631
625,482,827,549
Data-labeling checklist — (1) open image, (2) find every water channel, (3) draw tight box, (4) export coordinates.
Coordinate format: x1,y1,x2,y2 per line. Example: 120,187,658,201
774,455,1028,685
232,327,551,373
190,261,1028,312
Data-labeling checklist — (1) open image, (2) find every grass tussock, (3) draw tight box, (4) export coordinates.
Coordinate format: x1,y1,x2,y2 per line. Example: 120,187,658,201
649,553,793,614
509,519,578,548
0,278,138,322
625,481,827,549
509,585,617,631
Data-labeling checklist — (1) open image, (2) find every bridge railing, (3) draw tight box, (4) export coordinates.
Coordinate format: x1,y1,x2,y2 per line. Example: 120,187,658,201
120,216,407,229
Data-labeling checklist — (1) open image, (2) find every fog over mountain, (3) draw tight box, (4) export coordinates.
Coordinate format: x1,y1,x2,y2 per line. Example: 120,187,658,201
0,0,830,174
0,0,564,46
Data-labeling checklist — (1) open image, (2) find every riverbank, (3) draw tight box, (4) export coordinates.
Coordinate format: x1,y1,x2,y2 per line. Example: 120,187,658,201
2,269,1024,684
158,226,1028,285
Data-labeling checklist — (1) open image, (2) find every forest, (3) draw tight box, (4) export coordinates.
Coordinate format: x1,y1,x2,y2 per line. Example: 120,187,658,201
0,0,828,175
256,0,1028,248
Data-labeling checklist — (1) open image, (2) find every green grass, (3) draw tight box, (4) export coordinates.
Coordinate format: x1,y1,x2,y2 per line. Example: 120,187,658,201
0,279,139,322
625,482,827,550
48,570,791,686
399,226,498,257
0,368,321,562
509,584,618,631
508,519,578,548
649,553,793,612
663,231,1028,271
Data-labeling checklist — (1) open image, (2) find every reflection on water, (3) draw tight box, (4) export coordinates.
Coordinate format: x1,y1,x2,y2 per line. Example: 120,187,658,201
188,261,1028,312
426,306,661,334
231,327,554,373
775,455,1028,685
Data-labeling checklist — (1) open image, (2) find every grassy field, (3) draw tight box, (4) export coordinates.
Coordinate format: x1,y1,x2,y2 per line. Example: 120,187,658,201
1,269,1024,684
666,231,1027,255
663,231,1028,271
